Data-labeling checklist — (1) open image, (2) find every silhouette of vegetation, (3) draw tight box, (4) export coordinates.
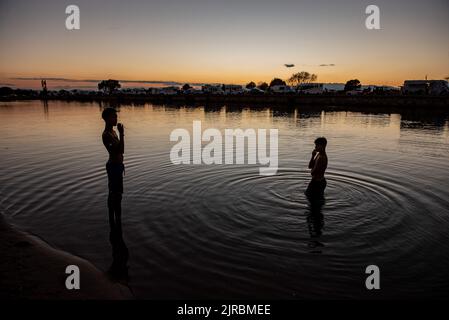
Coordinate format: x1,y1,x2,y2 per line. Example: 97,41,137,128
269,78,287,87
288,72,318,86
182,83,192,91
98,79,121,94
344,79,361,91
257,82,269,91
0,87,14,96
246,81,256,89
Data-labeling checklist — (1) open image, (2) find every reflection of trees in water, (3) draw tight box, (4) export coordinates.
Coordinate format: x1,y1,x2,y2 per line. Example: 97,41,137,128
94,100,448,131
298,111,322,119
204,105,224,113
272,108,296,118
400,112,447,131
225,105,243,114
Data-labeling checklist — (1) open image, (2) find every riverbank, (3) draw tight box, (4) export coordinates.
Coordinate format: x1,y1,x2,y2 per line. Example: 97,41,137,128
1,93,449,110
0,215,133,300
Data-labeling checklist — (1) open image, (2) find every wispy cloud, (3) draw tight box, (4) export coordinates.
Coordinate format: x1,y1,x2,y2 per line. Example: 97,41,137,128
319,64,335,67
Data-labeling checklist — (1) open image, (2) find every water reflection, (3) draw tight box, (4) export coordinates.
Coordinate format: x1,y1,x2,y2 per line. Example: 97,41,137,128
42,100,49,119
1,101,449,299
108,224,129,282
306,197,325,252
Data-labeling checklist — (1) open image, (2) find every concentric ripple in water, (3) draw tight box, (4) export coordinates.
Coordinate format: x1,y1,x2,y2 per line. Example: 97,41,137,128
1,101,449,299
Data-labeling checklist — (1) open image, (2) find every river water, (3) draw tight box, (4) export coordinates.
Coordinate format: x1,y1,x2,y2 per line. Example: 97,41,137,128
1,100,448,299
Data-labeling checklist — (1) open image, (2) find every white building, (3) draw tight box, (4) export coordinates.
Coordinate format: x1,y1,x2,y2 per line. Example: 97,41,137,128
223,84,243,95
270,85,293,93
402,80,448,95
403,80,429,94
160,86,179,95
297,83,324,94
345,89,363,96
121,88,147,95
183,88,203,94
202,84,224,94
429,80,449,95
148,87,162,94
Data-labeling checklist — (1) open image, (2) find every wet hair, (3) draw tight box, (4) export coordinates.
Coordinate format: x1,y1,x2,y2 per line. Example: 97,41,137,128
314,137,327,147
102,107,117,121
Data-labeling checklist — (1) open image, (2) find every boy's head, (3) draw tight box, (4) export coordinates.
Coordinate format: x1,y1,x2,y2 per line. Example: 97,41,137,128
102,107,118,126
314,137,327,152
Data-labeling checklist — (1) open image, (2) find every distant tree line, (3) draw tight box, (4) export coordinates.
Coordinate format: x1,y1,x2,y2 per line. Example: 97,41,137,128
288,72,317,86
344,79,361,91
98,79,121,94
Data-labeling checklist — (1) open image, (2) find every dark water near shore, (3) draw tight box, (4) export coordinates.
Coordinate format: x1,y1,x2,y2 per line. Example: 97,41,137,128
1,100,449,299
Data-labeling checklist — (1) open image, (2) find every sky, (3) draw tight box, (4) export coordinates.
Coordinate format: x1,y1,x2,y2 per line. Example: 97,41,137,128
0,0,448,89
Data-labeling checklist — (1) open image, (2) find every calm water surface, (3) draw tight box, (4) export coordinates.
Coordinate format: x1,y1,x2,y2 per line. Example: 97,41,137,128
1,100,448,299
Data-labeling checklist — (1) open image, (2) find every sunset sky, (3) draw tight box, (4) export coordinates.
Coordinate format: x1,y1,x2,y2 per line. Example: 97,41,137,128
0,0,448,89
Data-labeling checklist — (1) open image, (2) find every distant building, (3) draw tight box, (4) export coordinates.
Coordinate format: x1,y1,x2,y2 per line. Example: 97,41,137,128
373,85,399,91
270,85,293,93
297,83,324,94
121,88,146,95
222,84,243,95
148,87,162,94
183,88,202,94
345,89,363,96
403,80,429,94
247,87,265,94
160,86,179,95
202,84,224,94
403,80,449,95
429,80,449,95
372,86,401,94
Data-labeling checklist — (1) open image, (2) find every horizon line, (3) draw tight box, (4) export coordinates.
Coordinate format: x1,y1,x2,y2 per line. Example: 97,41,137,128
7,77,409,88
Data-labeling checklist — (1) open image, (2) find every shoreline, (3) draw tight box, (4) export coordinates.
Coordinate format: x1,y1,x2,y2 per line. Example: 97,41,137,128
0,215,133,300
1,94,449,111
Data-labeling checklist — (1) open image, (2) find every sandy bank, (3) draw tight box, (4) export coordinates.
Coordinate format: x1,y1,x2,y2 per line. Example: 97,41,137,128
0,216,133,300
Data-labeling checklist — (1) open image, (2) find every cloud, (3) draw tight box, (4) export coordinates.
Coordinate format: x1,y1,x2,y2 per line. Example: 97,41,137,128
319,64,335,67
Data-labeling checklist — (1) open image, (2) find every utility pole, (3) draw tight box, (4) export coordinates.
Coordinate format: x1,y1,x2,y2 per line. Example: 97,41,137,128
41,79,48,97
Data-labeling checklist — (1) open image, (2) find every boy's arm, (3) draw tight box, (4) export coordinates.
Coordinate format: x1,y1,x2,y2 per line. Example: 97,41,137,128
311,155,324,176
102,133,120,154
308,150,317,169
117,124,124,154
119,132,124,154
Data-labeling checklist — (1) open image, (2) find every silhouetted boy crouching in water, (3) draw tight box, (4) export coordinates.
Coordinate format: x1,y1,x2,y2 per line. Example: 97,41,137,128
102,107,125,235
305,137,328,200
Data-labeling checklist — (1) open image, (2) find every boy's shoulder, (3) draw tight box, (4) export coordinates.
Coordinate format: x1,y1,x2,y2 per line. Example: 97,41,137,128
102,130,117,138
317,152,328,162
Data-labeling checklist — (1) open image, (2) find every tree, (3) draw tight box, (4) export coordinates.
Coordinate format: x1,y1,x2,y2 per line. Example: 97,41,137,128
269,78,287,87
257,82,269,91
344,79,361,91
182,83,192,91
246,81,256,89
98,79,121,94
288,71,318,86
445,76,449,81
0,87,14,96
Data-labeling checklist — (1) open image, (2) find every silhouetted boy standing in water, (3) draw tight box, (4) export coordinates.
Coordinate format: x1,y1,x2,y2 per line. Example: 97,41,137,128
306,137,328,199
102,108,125,234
